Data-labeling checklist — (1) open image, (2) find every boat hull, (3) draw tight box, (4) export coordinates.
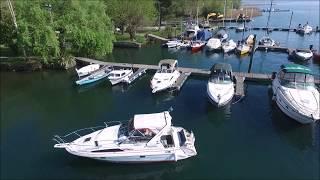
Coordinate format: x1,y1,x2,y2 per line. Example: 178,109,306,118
76,72,109,85
207,83,234,107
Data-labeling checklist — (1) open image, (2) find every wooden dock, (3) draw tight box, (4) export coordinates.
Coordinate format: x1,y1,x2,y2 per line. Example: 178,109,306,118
127,68,147,84
75,57,320,84
146,34,169,42
172,72,191,91
220,26,320,33
234,76,245,97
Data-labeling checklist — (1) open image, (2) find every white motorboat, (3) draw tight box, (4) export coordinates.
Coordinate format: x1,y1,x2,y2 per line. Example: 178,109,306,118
108,69,133,85
291,49,313,61
235,24,247,32
246,34,255,46
76,66,112,85
76,64,100,77
166,40,181,48
206,38,221,51
53,110,197,163
272,64,320,124
235,42,250,55
150,59,181,93
207,63,234,107
185,24,201,38
296,24,313,35
259,36,277,47
178,40,191,49
222,39,237,53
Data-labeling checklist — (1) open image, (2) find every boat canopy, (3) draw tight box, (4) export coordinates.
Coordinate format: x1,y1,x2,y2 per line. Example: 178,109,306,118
210,63,232,73
158,59,178,70
280,64,313,74
133,111,172,131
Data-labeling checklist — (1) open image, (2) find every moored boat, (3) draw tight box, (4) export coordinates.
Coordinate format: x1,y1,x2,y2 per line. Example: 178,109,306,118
291,49,313,61
235,41,250,55
296,24,313,35
207,63,234,107
53,110,197,163
272,64,320,124
108,69,133,85
222,39,237,53
206,38,221,52
76,64,100,77
191,41,205,52
75,66,111,85
150,59,181,93
259,36,277,47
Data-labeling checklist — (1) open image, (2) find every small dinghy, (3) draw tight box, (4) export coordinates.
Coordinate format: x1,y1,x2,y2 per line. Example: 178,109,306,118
108,68,133,85
207,63,234,107
53,109,197,163
76,64,100,77
259,36,277,47
291,49,313,61
76,66,111,85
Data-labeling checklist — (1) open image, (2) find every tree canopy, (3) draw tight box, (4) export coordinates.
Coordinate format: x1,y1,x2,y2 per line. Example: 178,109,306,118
1,0,115,62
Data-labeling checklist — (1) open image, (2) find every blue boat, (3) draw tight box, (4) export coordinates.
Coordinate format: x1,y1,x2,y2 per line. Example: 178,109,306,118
76,66,111,85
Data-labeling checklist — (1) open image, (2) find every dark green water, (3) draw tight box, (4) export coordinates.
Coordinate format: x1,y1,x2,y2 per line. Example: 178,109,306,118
1,1,320,179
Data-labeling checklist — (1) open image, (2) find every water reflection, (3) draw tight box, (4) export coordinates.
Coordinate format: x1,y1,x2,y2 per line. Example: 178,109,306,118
268,92,317,151
76,80,108,93
66,157,188,180
205,100,231,127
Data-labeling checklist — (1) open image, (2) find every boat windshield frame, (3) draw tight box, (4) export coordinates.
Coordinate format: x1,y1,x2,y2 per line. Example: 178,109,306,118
278,71,316,89
209,70,232,84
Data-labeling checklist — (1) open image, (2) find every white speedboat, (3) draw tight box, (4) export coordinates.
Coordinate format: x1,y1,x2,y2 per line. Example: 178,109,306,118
76,64,100,77
207,63,234,107
53,110,197,163
296,24,313,35
292,49,313,61
235,42,250,55
222,39,237,53
166,40,181,48
272,64,320,124
108,69,133,85
259,36,277,47
150,60,181,93
76,66,111,85
206,38,221,51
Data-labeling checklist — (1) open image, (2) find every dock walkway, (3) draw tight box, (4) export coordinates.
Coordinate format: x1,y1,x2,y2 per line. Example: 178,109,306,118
75,57,319,84
234,76,246,97
127,68,147,84
172,72,191,91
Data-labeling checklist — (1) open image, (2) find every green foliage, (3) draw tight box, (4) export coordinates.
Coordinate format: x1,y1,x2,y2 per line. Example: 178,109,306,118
105,0,157,40
57,0,115,57
1,0,115,62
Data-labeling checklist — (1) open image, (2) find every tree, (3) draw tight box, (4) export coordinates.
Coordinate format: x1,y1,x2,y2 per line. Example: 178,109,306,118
56,0,115,57
105,0,157,40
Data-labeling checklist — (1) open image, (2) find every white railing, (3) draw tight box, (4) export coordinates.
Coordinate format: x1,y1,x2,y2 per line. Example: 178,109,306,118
53,121,122,144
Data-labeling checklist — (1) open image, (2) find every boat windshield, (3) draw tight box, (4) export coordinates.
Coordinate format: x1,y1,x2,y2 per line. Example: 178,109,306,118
117,119,155,143
158,64,173,73
279,71,315,89
210,70,232,84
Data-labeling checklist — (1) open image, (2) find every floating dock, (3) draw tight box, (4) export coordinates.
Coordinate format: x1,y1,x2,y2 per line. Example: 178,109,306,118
234,76,246,97
75,57,320,85
126,68,147,84
172,72,191,91
220,26,320,33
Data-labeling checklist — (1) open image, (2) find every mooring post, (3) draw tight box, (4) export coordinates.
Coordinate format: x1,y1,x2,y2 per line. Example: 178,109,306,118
248,34,257,73
289,11,293,29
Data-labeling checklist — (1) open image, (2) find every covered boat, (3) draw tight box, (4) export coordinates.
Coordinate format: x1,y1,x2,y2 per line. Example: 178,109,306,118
76,64,100,77
53,110,197,163
222,39,237,53
207,63,234,107
108,68,133,85
150,59,181,93
206,38,221,52
272,64,320,124
76,66,111,85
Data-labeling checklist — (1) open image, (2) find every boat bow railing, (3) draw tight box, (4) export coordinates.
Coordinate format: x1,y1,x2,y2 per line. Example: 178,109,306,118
53,121,122,144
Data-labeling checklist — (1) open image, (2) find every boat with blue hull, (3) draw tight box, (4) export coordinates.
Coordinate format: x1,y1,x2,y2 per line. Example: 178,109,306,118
76,66,112,85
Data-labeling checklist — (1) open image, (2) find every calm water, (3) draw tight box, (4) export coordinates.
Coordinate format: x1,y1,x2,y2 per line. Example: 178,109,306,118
1,1,320,179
